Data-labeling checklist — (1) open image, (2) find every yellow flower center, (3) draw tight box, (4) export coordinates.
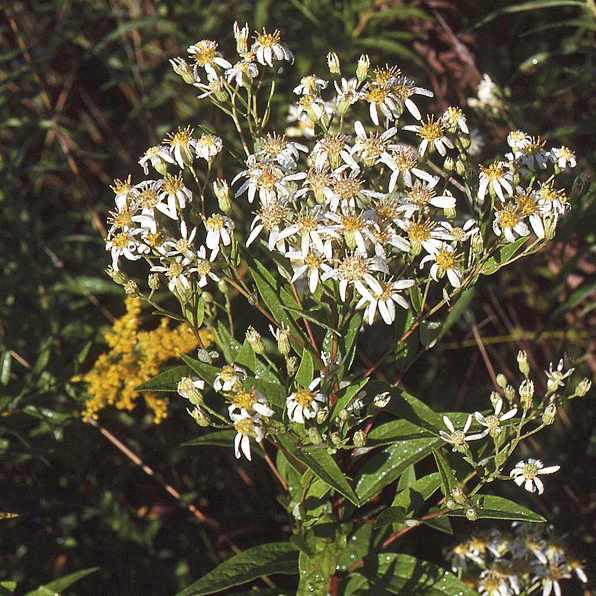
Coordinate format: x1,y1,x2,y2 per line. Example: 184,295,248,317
365,86,388,104
112,232,130,249
191,40,218,66
255,28,281,48
294,388,315,408
166,126,193,148
162,173,184,195
258,200,286,230
231,389,256,410
262,133,288,158
435,248,457,271
196,260,211,276
496,205,522,229
206,213,224,230
339,254,368,282
234,418,253,436
333,176,362,201
137,188,160,209
168,262,184,278
407,221,434,243
418,117,443,141
146,232,164,248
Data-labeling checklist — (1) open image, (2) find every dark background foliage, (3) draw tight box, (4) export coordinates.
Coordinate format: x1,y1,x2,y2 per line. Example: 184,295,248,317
1,0,594,594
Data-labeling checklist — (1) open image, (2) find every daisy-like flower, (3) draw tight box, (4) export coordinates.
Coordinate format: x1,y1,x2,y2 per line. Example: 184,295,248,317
164,126,200,169
162,220,197,258
255,133,308,170
311,133,357,172
139,145,176,176
474,397,517,439
251,28,294,67
436,219,479,244
350,120,398,168
439,415,484,452
404,117,454,157
507,130,531,158
356,277,414,325
150,255,194,294
285,103,316,139
535,562,571,596
396,218,454,256
246,197,290,251
297,94,327,124
187,39,232,79
225,54,259,87
446,540,486,572
287,378,327,424
286,247,327,294
107,202,138,237
420,242,463,288
390,75,433,121
323,252,388,302
157,173,192,219
493,203,530,243
478,570,513,596
195,133,223,162
293,74,328,96
204,213,234,260
536,182,568,217
326,210,371,254
233,414,265,461
177,376,205,404
550,146,576,170
441,106,469,134
110,176,134,210
232,155,293,204
333,77,360,116
105,228,143,270
401,179,456,213
514,189,545,239
213,364,247,393
195,245,221,287
387,146,430,191
228,387,274,420
545,359,574,393
277,206,335,258
518,136,549,171
360,81,400,126
478,161,514,203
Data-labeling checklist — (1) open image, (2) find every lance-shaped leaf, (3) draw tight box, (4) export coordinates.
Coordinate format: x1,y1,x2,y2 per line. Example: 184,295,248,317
174,542,299,596
135,365,194,392
295,348,314,388
277,436,359,506
23,568,99,596
181,355,219,385
480,237,527,275
182,430,236,448
447,495,545,522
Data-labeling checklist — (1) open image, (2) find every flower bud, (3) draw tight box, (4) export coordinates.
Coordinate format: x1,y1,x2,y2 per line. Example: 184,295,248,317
213,179,231,214
517,350,530,376
543,213,558,241
233,22,249,55
308,427,323,445
455,158,467,177
450,487,467,507
246,326,265,355
575,378,592,397
330,432,342,447
356,54,369,85
443,206,456,220
187,406,210,426
443,156,455,174
170,58,196,85
124,280,140,297
490,391,502,409
106,266,128,286
542,403,557,425
465,507,478,521
286,355,298,376
353,430,366,447
496,374,507,389
519,379,534,408
327,52,340,75
316,406,329,425
504,385,516,402
148,272,160,291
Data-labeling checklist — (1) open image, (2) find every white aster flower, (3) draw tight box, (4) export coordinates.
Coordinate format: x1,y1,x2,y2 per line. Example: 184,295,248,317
105,228,144,270
150,255,194,294
213,364,248,393
478,570,513,596
478,161,514,203
441,106,469,134
228,387,275,420
139,145,176,176
361,82,401,126
177,376,205,403
390,75,433,121
196,133,223,162
251,28,294,67
351,120,398,168
246,197,290,251
162,220,197,258
333,77,360,115
204,213,234,260
157,173,192,219
294,74,328,95
286,247,327,294
233,414,265,461
287,378,327,424
439,415,484,452
356,277,414,325
164,126,200,169
420,243,463,288
474,397,517,438
545,359,574,393
493,203,530,243
510,460,560,495
187,39,232,79
195,245,221,287
404,116,454,157
255,132,308,170
550,146,576,170
225,54,259,87
536,182,568,217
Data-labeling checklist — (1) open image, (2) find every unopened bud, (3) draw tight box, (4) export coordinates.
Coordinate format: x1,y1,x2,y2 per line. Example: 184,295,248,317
187,406,210,426
443,156,455,174
148,272,160,291
444,206,456,220
124,280,140,297
575,378,592,397
490,391,502,409
233,22,249,55
106,266,128,286
496,374,508,389
327,52,340,75
543,213,558,241
330,432,342,447
517,350,530,376
283,356,296,377
471,230,484,254
170,58,196,85
356,54,369,84
353,430,366,447
542,403,557,425
373,392,391,408
316,406,329,425
504,385,516,402
213,179,231,214
519,379,534,408
246,326,265,355
272,325,291,356
339,409,350,422
455,158,467,177
450,487,467,507
308,427,323,445
465,506,478,521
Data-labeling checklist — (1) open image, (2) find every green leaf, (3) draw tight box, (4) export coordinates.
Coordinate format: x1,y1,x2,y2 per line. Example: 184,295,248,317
23,567,99,596
0,582,16,596
281,305,339,335
353,437,441,503
366,419,435,447
216,321,242,365
376,473,442,528
339,310,363,372
330,378,369,421
358,553,480,596
447,495,545,522
295,349,314,388
174,542,298,596
180,355,219,386
419,321,442,349
480,238,527,275
433,449,458,498
134,365,194,392
236,338,258,372
277,436,359,506
182,430,236,448
409,284,423,314
438,287,476,341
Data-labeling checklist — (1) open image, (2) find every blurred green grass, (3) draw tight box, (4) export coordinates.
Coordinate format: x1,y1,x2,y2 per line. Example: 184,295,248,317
1,0,595,594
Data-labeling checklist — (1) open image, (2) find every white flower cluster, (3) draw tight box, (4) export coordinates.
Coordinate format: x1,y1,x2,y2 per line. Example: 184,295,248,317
447,524,587,596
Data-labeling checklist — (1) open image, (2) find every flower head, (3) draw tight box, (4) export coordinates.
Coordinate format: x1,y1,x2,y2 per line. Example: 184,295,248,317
510,459,560,495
